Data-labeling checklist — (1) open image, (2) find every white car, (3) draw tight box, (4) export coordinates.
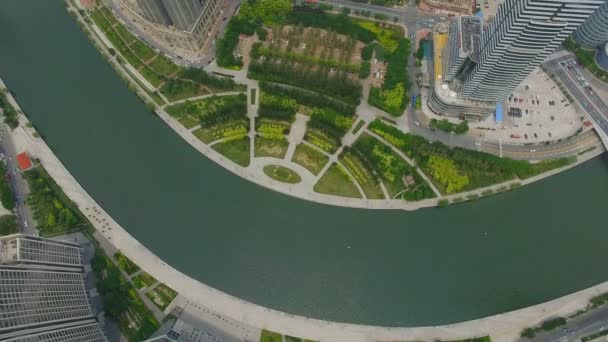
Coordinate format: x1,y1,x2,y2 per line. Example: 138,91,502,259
23,221,28,228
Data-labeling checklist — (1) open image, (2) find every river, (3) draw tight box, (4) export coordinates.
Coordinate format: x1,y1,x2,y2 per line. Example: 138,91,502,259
1,0,608,327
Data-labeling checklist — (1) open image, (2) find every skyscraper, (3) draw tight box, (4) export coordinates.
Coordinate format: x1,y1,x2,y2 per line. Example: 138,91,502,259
0,234,107,342
162,0,204,31
138,0,173,26
460,0,604,101
573,0,608,49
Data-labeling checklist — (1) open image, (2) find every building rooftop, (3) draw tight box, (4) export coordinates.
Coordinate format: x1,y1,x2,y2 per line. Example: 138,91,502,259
16,152,32,171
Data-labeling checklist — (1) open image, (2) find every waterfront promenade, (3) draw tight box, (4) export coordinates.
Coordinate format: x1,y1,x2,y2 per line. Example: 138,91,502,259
3,76,608,341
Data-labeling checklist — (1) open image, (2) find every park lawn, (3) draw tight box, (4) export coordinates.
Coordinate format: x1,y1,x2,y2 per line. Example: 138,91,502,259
339,151,384,199
354,19,402,52
192,120,249,144
114,23,137,45
129,39,156,62
114,251,139,275
90,9,112,33
314,163,362,198
139,67,165,88
291,144,329,176
260,330,283,342
99,6,118,24
148,54,180,76
263,165,301,184
212,137,251,167
254,136,289,159
132,272,157,289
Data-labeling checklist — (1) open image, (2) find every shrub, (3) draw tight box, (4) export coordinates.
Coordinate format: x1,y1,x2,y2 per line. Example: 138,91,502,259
359,60,371,78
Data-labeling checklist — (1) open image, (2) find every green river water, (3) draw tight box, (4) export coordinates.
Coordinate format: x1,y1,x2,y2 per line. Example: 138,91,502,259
1,0,608,327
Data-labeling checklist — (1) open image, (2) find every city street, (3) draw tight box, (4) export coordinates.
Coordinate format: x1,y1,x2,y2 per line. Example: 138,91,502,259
543,55,608,146
530,305,608,342
0,124,36,235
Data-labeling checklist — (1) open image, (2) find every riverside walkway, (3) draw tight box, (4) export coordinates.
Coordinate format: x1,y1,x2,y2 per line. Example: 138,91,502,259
3,76,608,342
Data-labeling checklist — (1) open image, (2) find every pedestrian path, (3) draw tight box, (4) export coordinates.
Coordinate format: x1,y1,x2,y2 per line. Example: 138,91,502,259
285,113,309,161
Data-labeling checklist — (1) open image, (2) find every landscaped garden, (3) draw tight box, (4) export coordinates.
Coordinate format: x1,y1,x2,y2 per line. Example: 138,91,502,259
114,251,140,276
145,283,178,311
263,165,302,184
368,119,574,194
23,166,90,236
92,248,159,342
165,94,249,145
132,272,157,290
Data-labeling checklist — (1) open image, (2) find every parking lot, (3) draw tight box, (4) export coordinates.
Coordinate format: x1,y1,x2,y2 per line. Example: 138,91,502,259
473,68,584,144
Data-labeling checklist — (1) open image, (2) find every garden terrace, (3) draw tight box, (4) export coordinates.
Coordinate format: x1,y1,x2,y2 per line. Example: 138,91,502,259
353,133,435,200
165,94,248,144
132,272,157,290
114,251,139,275
368,119,574,193
255,118,291,159
291,144,330,175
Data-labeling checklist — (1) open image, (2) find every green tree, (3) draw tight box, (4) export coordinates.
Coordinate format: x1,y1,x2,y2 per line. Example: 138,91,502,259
0,215,18,236
382,83,405,114
427,155,469,194
241,0,293,25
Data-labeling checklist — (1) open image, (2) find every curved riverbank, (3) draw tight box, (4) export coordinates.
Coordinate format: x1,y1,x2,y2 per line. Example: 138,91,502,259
71,0,604,211
3,76,608,342
4,0,608,328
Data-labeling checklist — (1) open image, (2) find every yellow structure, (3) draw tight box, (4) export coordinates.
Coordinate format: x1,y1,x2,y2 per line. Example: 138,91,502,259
433,23,449,81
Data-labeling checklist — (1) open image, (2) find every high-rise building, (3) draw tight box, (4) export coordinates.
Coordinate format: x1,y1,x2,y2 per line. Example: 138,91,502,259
0,320,107,342
443,16,481,86
138,0,173,26
119,0,224,59
573,0,608,49
460,0,604,102
0,234,107,342
162,0,203,31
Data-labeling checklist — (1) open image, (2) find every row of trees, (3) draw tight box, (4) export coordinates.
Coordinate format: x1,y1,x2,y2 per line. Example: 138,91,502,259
216,0,293,69
286,7,377,44
368,120,573,192
248,60,362,105
0,163,14,211
430,118,469,134
198,94,247,128
250,43,360,73
258,92,297,121
309,107,354,138
369,38,411,116
259,82,356,115
23,167,85,235
0,90,18,129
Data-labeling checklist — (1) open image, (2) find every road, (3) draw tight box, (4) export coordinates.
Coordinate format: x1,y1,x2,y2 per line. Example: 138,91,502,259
0,123,37,235
530,305,608,342
543,54,608,146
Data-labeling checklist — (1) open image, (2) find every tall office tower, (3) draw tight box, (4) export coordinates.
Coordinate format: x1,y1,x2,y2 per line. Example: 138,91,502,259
162,0,204,31
460,0,604,102
0,234,82,268
138,0,173,26
443,16,481,86
0,234,107,342
573,0,608,49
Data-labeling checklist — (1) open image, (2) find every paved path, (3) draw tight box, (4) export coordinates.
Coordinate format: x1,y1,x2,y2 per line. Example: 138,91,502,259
285,114,309,161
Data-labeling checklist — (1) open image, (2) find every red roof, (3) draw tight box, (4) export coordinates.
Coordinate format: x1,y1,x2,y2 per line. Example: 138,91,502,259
16,152,32,171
